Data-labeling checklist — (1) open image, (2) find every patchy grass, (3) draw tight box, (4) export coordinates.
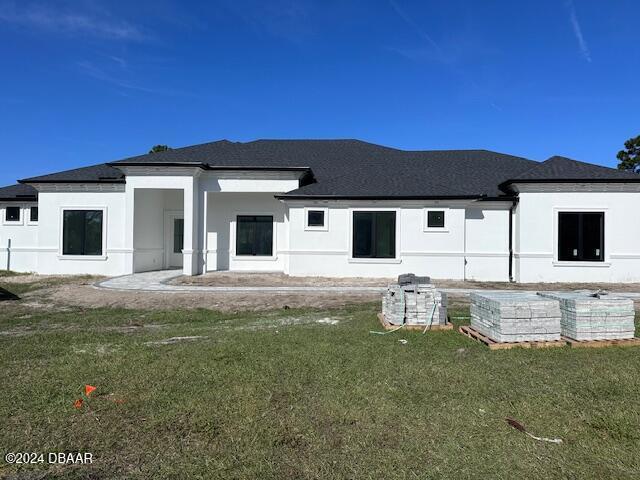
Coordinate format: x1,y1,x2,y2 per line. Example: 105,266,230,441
0,270,29,278
1,302,640,479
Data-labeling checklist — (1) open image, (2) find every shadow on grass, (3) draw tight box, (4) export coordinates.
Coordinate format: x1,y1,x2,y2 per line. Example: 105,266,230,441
0,285,20,301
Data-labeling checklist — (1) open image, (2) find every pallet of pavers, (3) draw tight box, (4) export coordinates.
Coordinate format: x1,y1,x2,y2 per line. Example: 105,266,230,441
463,292,564,349
380,281,451,331
538,291,639,347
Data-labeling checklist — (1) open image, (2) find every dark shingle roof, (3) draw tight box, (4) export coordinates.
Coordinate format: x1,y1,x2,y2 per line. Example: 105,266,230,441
110,139,538,198
19,163,124,184
0,183,38,201
499,156,640,191
16,140,640,199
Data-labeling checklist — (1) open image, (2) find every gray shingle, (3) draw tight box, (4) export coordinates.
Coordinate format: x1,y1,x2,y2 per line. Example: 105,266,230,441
0,183,37,201
19,163,124,184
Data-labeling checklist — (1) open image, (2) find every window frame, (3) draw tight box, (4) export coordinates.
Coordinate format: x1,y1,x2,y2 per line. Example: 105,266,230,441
3,205,23,225
27,206,39,225
232,214,276,259
349,208,400,263
557,211,604,262
304,207,329,231
553,207,609,266
58,206,108,260
423,208,449,232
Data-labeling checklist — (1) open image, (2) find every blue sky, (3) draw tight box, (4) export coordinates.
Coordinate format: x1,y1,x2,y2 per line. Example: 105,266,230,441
0,0,638,186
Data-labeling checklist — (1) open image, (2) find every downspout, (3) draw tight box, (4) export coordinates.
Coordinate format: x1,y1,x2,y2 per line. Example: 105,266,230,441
508,197,518,282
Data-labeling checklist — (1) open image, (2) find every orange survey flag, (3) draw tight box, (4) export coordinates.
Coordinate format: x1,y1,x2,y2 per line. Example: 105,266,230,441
84,385,97,397
73,399,83,409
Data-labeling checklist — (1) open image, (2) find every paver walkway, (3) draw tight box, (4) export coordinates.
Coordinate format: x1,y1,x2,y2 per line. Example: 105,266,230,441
95,270,640,299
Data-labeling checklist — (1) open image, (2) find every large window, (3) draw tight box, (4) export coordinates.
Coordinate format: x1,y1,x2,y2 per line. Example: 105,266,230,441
352,211,396,258
5,206,20,222
62,210,104,256
236,215,273,256
558,212,604,262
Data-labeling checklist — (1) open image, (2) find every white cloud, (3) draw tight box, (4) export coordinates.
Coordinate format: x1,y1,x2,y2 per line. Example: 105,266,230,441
565,0,592,62
0,1,147,42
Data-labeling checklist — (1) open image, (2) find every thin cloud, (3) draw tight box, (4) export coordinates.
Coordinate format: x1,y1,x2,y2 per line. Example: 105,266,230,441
565,0,591,62
0,1,148,42
388,0,446,61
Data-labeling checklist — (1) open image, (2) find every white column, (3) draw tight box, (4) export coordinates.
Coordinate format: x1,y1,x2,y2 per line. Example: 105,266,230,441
123,183,135,274
182,177,203,276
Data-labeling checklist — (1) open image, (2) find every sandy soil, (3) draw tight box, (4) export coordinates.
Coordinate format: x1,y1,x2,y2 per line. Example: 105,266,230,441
2,273,639,312
171,272,640,293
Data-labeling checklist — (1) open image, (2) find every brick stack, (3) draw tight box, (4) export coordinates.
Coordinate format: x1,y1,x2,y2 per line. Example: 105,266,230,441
538,292,636,341
470,292,562,343
382,276,447,326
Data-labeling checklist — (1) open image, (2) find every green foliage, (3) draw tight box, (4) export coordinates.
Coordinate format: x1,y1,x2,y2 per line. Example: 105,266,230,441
617,135,640,173
149,144,171,154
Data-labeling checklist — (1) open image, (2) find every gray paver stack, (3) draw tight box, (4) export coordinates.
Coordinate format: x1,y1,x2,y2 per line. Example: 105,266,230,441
470,292,562,342
382,275,447,326
538,292,635,340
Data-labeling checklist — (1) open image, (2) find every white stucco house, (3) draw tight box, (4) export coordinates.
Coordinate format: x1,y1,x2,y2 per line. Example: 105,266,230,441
1,139,639,282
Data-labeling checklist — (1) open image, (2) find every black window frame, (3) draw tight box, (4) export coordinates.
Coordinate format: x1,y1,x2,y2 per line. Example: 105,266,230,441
29,206,38,223
173,218,184,254
235,215,274,257
62,209,104,256
5,206,20,222
352,211,396,259
558,211,605,262
307,209,325,228
427,210,446,228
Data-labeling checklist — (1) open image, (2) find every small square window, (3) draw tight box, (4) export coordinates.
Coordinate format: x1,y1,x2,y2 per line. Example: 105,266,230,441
307,210,325,227
5,206,20,222
427,210,445,228
30,207,38,222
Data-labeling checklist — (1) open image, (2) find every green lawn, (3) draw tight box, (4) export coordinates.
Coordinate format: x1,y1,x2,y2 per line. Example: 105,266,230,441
1,301,639,479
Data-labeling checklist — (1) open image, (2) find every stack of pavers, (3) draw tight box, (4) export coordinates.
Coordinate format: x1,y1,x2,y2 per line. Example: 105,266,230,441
470,292,562,343
538,291,635,341
382,274,448,326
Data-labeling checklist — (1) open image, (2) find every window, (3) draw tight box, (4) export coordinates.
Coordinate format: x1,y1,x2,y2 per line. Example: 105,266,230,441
173,218,184,254
352,211,396,258
29,207,38,223
236,215,273,256
427,210,445,228
5,206,20,222
62,210,104,256
558,212,604,262
307,210,325,227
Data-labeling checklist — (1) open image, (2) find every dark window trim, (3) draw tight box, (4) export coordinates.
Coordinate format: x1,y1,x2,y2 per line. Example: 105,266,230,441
352,211,397,259
306,209,325,228
5,206,21,222
557,211,605,262
235,215,274,257
427,210,446,228
61,209,105,257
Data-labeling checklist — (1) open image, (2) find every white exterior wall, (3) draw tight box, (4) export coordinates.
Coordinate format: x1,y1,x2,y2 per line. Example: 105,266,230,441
205,192,289,272
35,188,128,275
0,203,39,272
514,184,640,283
285,201,511,280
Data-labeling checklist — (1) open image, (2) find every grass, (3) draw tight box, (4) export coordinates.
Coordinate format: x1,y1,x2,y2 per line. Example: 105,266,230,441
1,301,640,479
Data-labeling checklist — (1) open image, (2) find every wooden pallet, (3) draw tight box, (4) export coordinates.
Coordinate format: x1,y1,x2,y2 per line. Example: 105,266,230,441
562,336,640,349
458,325,566,350
377,313,454,331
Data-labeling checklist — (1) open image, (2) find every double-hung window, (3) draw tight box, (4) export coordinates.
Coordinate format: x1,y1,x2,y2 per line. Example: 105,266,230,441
558,212,604,262
352,211,396,258
62,210,104,256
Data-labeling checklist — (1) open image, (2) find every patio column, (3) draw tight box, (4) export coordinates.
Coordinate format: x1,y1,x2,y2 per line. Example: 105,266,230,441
123,182,135,274
182,177,203,276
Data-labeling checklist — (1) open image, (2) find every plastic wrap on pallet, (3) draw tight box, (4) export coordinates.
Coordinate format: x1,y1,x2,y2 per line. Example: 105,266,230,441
470,292,562,343
538,292,635,341
382,282,446,326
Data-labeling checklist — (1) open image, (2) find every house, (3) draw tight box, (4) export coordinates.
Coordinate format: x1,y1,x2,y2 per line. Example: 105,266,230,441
1,139,639,282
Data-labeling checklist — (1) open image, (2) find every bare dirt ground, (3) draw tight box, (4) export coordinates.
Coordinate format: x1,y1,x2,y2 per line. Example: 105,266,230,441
2,273,639,312
172,271,640,292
